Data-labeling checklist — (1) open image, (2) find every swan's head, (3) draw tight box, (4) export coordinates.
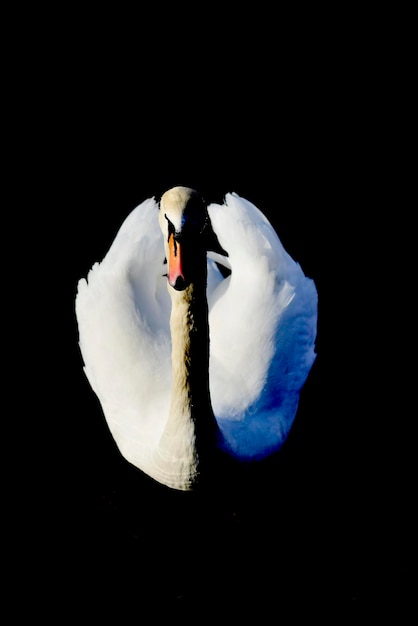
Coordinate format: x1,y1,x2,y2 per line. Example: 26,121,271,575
159,186,228,291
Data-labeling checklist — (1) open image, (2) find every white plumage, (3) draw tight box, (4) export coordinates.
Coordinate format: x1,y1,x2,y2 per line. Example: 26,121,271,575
75,188,318,490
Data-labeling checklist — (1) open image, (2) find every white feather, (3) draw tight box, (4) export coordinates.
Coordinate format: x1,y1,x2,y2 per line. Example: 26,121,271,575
75,191,317,476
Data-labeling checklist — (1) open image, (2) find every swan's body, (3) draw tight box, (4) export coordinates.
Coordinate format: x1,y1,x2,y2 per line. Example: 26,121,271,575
75,187,318,490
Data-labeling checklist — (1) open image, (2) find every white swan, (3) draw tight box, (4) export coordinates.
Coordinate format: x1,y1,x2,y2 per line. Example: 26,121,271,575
75,186,318,491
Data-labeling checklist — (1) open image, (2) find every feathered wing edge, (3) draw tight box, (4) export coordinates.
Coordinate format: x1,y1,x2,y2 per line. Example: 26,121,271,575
207,193,318,460
75,197,173,472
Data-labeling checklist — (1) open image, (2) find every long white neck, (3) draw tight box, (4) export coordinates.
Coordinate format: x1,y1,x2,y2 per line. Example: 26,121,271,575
151,275,220,490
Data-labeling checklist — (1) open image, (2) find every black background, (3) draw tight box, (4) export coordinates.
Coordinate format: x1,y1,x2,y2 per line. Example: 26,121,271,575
14,8,413,621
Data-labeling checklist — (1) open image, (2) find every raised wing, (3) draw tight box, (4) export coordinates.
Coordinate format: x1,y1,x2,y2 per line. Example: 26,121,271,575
207,193,318,460
75,197,172,470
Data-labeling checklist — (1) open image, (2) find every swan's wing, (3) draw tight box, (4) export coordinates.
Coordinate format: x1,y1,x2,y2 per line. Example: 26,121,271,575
75,197,172,471
207,193,318,460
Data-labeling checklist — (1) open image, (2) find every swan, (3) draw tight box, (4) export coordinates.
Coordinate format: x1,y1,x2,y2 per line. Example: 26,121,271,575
75,186,318,491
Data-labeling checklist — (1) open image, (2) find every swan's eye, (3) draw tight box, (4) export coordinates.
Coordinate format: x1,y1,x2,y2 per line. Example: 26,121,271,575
164,214,176,243
199,214,211,236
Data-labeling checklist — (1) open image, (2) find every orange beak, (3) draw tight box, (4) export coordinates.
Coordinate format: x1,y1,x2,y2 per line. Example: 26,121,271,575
168,233,186,289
